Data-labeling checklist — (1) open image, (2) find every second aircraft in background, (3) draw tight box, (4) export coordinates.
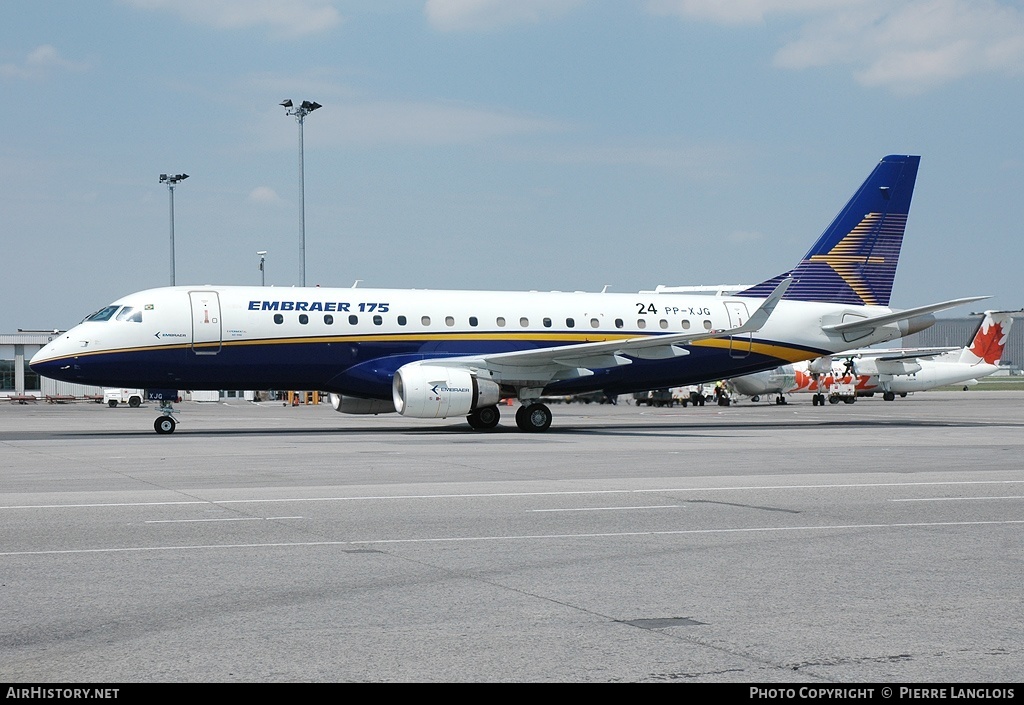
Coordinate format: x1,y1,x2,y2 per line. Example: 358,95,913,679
729,310,1015,405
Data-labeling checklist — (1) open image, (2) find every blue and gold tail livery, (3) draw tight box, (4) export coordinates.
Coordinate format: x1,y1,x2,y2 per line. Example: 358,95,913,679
740,154,920,307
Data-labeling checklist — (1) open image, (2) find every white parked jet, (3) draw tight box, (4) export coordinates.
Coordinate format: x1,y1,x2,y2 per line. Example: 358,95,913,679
31,155,984,433
730,310,1014,405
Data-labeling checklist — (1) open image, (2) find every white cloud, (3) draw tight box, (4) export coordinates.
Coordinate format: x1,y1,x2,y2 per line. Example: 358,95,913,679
0,45,89,80
780,0,1024,93
123,0,341,37
424,0,583,32
647,0,1024,93
248,186,282,204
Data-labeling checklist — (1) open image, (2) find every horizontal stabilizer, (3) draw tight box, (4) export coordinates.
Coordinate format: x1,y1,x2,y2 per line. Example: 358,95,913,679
821,296,989,335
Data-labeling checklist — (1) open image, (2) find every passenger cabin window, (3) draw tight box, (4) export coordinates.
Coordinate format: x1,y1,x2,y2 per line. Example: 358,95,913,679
349,315,358,325
637,319,647,329
520,317,529,327
543,318,552,328
299,314,309,325
496,317,506,327
446,316,455,327
590,318,600,328
615,319,624,329
274,314,284,324
373,315,383,326
566,318,575,328
397,315,407,326
703,319,712,330
660,319,669,329
469,316,478,327
421,316,431,326
682,320,691,330
324,314,334,325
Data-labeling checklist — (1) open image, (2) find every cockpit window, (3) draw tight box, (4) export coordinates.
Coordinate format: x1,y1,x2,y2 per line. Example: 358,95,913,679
115,307,143,323
84,305,121,322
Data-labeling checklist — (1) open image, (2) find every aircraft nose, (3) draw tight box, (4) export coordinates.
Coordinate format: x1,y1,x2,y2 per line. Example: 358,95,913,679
29,333,85,381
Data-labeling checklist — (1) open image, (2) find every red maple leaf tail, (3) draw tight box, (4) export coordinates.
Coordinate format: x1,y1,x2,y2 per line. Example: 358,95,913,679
962,312,1014,366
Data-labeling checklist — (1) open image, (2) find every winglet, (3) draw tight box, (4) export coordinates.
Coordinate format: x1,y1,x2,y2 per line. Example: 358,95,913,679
735,278,791,334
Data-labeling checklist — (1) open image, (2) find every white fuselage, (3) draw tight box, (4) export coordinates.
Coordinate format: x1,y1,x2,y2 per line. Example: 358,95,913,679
31,284,919,400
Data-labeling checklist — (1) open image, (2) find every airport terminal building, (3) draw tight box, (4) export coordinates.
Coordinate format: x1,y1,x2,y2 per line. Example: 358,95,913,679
4,313,1022,399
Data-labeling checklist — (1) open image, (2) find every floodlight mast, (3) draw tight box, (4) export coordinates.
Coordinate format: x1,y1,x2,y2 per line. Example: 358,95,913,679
257,250,267,286
159,173,189,286
280,99,321,287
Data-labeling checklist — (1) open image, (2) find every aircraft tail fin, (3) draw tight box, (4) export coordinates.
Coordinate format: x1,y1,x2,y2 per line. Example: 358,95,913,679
739,155,920,306
958,311,1015,365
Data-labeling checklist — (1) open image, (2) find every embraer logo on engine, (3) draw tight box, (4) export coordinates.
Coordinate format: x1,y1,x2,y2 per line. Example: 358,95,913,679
431,384,470,395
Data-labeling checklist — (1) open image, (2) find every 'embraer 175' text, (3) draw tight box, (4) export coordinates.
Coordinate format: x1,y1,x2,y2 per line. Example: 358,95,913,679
248,301,390,313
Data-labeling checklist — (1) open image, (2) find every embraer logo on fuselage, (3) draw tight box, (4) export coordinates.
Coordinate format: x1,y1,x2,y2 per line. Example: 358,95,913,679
249,300,353,312
248,300,392,313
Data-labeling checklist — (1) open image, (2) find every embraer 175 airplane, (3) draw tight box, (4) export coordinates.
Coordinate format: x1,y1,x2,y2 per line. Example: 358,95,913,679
31,154,984,434
729,310,1014,404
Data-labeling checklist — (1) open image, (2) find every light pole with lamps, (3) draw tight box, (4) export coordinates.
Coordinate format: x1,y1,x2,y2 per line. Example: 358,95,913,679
280,99,321,287
159,173,189,286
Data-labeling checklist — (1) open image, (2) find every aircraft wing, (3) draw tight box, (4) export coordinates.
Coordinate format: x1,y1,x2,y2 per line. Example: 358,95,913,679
866,350,954,362
821,296,989,335
835,347,959,362
444,279,791,381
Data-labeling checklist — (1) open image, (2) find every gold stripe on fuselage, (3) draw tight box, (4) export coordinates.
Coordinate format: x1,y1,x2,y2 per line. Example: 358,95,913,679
42,331,824,367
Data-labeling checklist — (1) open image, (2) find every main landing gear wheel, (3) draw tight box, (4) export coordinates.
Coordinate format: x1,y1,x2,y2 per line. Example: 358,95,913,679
883,391,896,401
515,403,552,432
467,405,501,430
154,416,176,434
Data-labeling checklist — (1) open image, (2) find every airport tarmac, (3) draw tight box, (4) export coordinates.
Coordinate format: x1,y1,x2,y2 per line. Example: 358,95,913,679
1,392,1022,683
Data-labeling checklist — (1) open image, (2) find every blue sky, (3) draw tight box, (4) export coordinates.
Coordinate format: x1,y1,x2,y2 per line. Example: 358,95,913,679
3,0,1023,331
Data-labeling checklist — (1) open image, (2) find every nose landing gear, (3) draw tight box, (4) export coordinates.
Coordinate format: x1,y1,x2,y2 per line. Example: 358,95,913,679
153,400,179,434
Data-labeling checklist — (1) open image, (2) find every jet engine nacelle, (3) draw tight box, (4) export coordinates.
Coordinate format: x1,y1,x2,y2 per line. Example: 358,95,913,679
393,364,501,418
329,393,396,415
